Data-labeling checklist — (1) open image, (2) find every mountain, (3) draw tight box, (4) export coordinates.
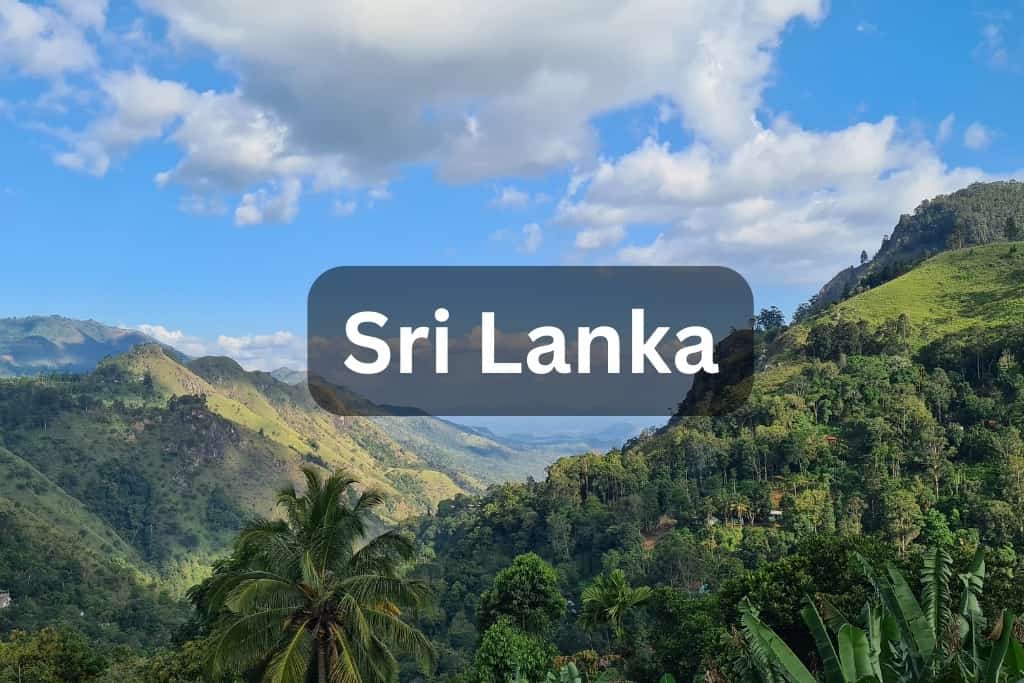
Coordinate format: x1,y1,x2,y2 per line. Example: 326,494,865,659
0,315,170,377
409,240,1024,680
809,181,1024,314
0,342,576,644
270,367,306,385
4,189,1024,678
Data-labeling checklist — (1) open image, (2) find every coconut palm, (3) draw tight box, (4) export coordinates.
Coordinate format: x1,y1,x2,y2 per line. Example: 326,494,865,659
191,467,435,683
580,569,653,642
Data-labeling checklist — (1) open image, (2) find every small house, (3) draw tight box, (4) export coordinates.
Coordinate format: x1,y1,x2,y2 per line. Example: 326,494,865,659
0,591,11,609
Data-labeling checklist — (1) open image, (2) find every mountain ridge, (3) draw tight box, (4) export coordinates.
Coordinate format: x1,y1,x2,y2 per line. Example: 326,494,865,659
0,315,179,377
808,180,1024,315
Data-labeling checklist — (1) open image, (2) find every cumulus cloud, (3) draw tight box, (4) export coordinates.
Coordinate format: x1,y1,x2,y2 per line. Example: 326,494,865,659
135,324,210,358
559,116,992,285
234,178,302,226
55,70,194,175
217,331,305,371
135,324,305,371
9,0,1011,291
489,185,531,209
0,0,99,77
518,223,543,253
963,122,992,151
78,0,819,196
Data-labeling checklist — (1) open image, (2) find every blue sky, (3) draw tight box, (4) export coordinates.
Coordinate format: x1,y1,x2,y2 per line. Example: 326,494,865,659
1,0,1022,371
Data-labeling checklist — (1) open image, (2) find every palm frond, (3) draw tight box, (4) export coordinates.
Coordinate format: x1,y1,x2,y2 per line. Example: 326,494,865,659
264,621,314,683
365,608,437,673
340,575,432,609
208,606,295,674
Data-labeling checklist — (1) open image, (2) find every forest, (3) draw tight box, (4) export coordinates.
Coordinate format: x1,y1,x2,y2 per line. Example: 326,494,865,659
2,211,1024,680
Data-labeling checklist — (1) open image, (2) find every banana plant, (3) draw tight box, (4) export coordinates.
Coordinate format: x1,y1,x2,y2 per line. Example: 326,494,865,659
737,546,1024,683
511,662,626,683
545,663,582,683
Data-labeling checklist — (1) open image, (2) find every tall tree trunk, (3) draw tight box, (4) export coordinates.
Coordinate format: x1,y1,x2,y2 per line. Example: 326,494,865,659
318,636,329,683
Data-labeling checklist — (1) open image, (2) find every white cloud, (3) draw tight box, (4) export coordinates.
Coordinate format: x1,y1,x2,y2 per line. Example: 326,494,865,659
963,121,992,151
489,185,530,209
0,0,99,77
118,0,822,190
575,225,626,250
974,23,1009,70
54,70,194,175
134,324,211,358
936,113,955,145
332,199,356,217
217,331,305,371
518,223,543,253
135,324,305,371
54,0,106,29
11,0,1010,290
558,115,994,285
234,178,302,225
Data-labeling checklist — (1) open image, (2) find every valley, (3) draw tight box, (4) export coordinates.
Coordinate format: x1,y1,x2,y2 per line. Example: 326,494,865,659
2,183,1024,681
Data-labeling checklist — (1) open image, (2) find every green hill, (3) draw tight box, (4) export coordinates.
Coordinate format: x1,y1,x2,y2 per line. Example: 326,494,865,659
0,343,571,643
810,181,1024,313
828,242,1024,348
407,237,1024,682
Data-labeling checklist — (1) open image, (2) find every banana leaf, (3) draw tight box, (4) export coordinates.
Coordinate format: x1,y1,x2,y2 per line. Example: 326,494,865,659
856,554,930,676
983,611,1016,683
838,624,877,682
921,547,952,650
742,605,817,683
802,598,845,683
887,561,937,666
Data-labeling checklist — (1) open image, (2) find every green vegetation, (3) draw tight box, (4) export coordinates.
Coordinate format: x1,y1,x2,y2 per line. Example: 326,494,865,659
3,185,1024,681
194,468,434,682
0,342,576,658
400,243,1024,680
808,180,1024,315
740,546,1024,682
829,243,1024,348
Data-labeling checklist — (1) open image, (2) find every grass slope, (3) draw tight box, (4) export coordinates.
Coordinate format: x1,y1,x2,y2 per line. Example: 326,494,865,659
829,243,1024,348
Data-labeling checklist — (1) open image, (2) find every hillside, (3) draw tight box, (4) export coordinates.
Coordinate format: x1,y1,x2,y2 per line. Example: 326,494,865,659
828,242,1024,348
407,239,1024,680
810,181,1024,313
0,343,574,644
0,316,167,377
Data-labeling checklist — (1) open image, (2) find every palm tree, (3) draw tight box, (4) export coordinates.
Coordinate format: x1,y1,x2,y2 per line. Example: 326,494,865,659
580,569,653,642
191,467,436,683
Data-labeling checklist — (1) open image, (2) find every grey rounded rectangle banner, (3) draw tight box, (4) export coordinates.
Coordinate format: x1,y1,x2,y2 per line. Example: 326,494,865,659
308,266,754,417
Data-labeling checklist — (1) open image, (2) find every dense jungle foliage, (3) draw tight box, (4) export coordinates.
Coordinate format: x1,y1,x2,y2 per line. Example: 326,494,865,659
3,239,1024,680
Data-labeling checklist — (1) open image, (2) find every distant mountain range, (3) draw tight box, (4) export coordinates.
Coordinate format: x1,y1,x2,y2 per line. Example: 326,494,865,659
270,367,307,385
0,315,176,377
